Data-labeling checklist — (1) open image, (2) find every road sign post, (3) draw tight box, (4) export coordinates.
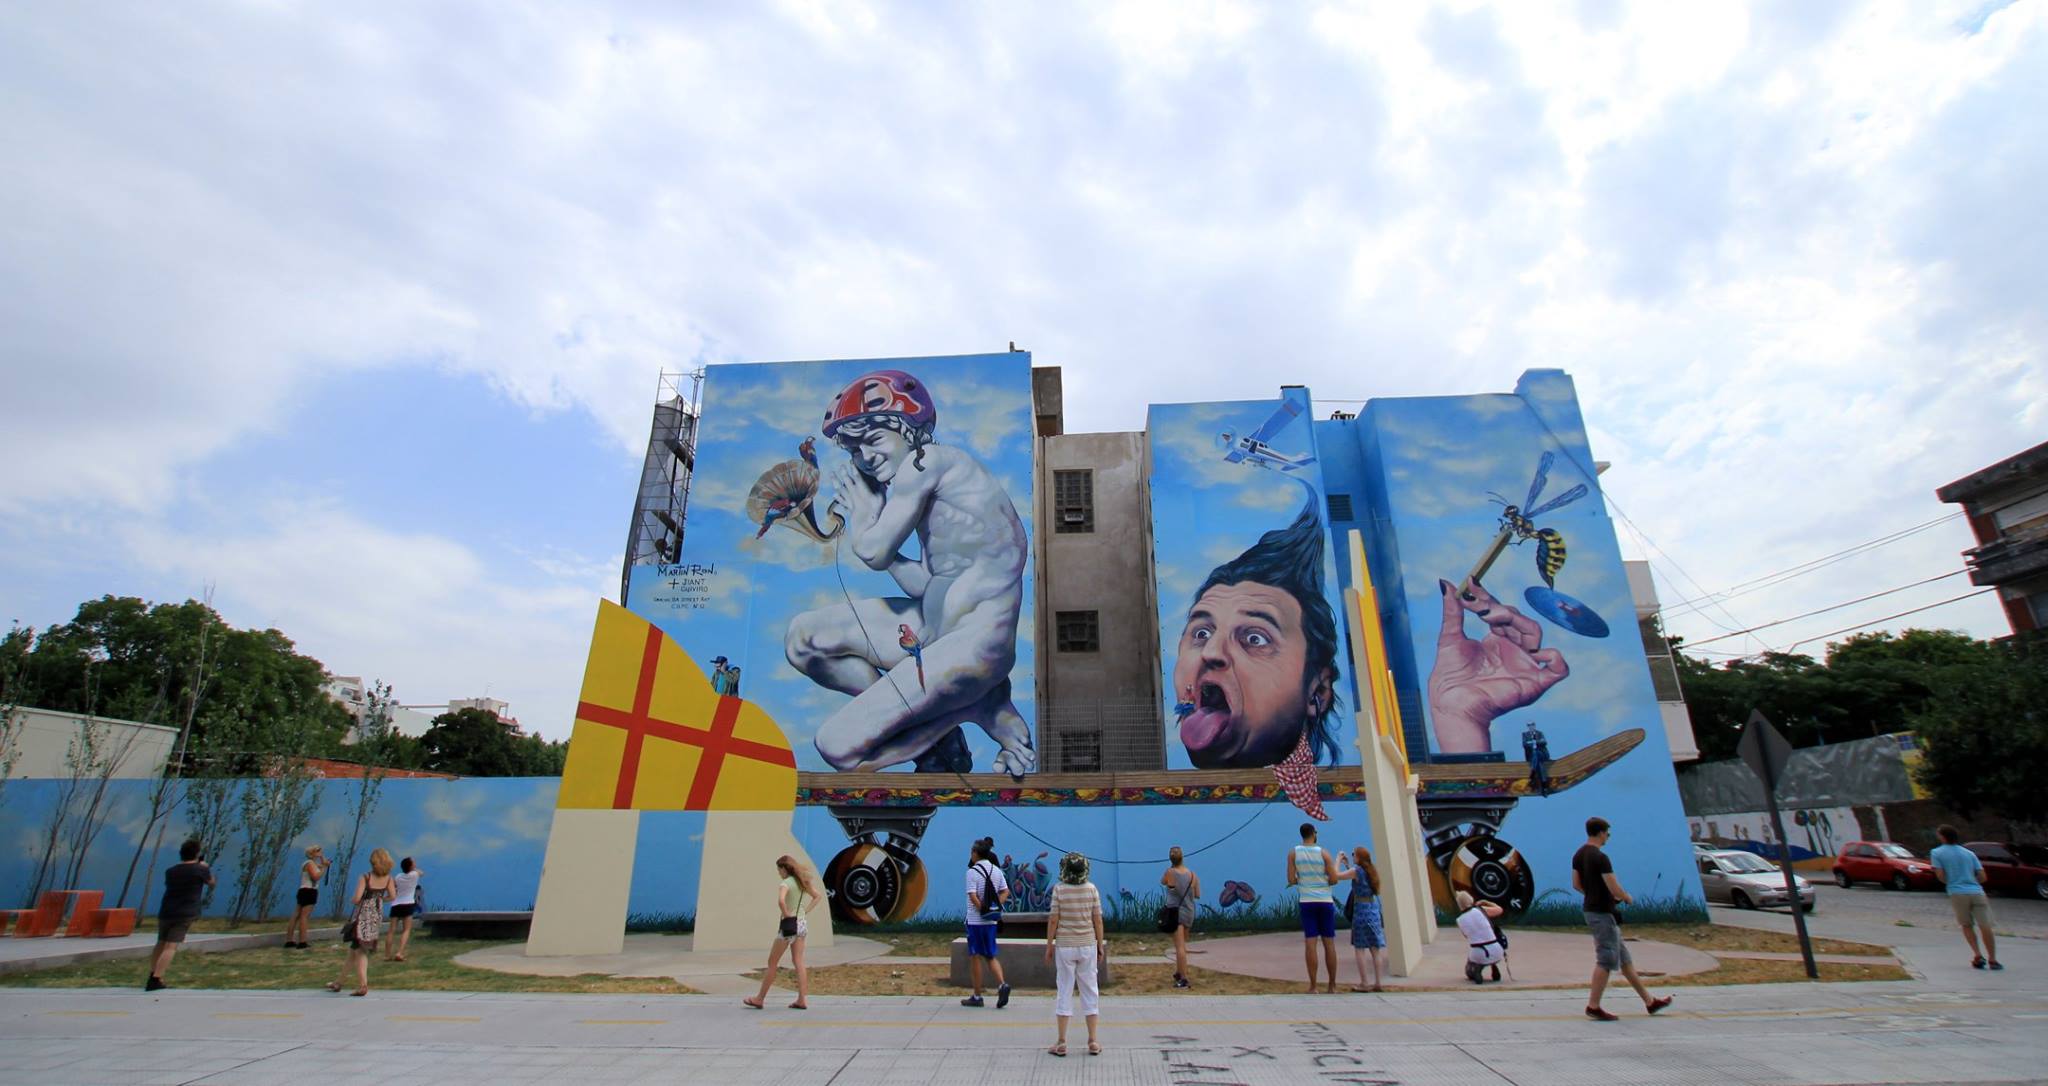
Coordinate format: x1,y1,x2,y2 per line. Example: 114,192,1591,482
1738,710,1818,979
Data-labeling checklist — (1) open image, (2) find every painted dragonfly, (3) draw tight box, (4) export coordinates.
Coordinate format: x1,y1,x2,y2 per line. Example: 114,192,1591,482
1217,399,1315,472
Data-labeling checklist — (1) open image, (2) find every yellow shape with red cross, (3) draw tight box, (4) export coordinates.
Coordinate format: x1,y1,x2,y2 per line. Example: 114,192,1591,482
556,600,797,812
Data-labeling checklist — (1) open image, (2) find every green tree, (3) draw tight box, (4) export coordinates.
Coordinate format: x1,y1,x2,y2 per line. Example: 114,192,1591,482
1908,638,2048,825
417,707,566,776
418,707,523,776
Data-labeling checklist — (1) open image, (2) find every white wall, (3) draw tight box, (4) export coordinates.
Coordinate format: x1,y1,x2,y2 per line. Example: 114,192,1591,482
3,707,177,780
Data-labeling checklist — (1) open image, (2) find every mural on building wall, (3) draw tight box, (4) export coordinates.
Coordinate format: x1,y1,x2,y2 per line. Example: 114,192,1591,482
1355,370,1704,918
1690,806,1862,869
1149,390,1356,821
627,355,1037,778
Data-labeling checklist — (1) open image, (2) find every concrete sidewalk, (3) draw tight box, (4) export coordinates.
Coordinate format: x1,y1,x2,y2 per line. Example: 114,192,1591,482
0,932,283,976
3,975,2045,1084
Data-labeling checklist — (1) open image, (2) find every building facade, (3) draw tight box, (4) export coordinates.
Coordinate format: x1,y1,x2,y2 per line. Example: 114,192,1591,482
1937,440,2048,636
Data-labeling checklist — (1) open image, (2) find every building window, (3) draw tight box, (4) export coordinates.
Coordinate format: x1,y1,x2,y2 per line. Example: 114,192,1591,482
1058,730,1102,772
1326,493,1354,522
1056,610,1100,653
1054,469,1094,533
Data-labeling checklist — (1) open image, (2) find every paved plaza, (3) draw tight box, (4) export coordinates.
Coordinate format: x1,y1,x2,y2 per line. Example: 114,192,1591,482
3,887,2041,1085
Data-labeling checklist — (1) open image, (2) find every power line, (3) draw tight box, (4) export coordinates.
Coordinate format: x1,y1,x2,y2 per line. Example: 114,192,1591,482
1780,589,1997,653
1518,409,1764,643
1678,569,1969,648
1661,513,1963,618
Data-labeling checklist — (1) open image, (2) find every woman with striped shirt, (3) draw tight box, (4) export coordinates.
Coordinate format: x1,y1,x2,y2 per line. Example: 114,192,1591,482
1044,852,1105,1058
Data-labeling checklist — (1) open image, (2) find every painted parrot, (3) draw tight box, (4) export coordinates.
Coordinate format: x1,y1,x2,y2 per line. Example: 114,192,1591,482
897,624,925,691
798,435,818,468
756,497,796,539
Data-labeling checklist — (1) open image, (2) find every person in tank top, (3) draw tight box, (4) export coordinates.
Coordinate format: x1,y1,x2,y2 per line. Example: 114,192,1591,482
1284,822,1339,993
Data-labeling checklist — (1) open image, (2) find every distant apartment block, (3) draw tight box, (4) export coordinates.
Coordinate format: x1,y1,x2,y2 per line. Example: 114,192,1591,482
1937,440,2048,636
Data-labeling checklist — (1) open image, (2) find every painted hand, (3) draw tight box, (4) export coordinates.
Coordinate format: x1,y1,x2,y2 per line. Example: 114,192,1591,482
1426,578,1568,754
831,461,880,527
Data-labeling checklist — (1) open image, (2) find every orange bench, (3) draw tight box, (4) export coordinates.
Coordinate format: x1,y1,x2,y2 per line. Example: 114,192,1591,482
62,891,105,937
10,893,69,937
90,907,139,937
0,910,23,936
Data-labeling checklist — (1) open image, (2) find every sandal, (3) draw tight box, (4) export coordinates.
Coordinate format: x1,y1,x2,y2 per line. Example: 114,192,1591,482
1087,1042,1102,1056
1048,1044,1067,1058
325,981,342,992
1972,956,1987,969
393,955,406,962
1350,986,1373,993
741,997,765,1009
350,988,368,997
788,1001,807,1009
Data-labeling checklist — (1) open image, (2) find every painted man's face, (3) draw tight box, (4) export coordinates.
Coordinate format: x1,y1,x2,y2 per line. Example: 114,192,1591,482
843,426,913,484
1173,580,1327,768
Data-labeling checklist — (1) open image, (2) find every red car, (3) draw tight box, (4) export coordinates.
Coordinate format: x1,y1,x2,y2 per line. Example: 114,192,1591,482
1832,841,1939,891
1964,842,2048,900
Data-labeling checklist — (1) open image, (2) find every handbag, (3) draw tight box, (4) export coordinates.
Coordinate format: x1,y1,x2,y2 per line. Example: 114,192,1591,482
1156,875,1183,932
778,915,799,939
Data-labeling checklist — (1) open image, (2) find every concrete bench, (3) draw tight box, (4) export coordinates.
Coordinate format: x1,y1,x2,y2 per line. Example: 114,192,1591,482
420,911,532,940
948,936,1113,990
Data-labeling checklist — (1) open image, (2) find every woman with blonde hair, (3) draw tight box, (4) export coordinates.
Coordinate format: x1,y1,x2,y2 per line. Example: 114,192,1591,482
327,848,393,997
743,854,825,1010
1334,846,1385,991
1044,852,1105,1058
1159,845,1201,989
285,845,327,949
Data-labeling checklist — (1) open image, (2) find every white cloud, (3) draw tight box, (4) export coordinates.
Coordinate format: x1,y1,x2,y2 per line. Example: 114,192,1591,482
2,0,2039,714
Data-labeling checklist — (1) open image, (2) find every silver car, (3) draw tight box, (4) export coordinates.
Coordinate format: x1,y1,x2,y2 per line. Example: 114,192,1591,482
1699,849,1816,912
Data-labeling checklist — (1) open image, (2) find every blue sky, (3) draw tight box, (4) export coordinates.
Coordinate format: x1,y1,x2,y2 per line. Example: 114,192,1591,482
3,2,2043,739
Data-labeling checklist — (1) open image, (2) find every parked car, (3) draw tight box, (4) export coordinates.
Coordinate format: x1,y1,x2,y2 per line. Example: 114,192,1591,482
1964,842,2048,900
1831,841,1939,891
1698,850,1816,912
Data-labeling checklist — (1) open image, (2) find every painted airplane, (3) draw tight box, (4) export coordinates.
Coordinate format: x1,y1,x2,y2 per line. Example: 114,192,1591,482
1217,399,1316,472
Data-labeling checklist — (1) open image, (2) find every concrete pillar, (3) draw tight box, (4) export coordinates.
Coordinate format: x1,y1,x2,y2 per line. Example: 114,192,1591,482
691,809,836,950
526,807,640,957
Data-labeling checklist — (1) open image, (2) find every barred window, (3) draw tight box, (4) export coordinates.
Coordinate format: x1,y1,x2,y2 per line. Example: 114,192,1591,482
1054,469,1094,533
1056,610,1100,653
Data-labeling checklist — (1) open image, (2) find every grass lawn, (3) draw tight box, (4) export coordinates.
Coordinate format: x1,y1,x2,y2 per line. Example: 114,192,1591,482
771,921,1907,995
874,931,1182,958
0,934,692,995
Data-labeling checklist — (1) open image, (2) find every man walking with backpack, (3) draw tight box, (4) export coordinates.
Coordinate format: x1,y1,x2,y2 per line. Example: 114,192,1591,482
963,836,1011,1008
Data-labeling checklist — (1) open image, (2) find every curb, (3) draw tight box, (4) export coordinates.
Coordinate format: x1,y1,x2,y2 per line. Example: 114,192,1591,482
0,932,289,975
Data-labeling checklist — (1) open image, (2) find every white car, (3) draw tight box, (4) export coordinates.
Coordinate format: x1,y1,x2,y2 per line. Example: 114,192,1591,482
1698,849,1816,912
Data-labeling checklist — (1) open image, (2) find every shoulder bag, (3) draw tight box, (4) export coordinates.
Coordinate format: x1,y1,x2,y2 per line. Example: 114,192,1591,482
1156,875,1182,933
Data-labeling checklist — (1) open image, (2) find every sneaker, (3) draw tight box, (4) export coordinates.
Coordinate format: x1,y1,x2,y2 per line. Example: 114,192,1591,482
1585,1006,1618,1022
144,977,167,992
1989,962,2004,971
961,995,985,1007
1972,956,1987,969
996,982,1011,1009
1173,975,1191,989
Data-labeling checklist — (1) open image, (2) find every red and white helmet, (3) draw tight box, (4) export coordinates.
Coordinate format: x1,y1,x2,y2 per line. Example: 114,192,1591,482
821,370,937,440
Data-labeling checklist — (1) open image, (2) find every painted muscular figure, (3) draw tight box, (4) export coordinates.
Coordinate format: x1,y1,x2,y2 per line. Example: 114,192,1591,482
784,370,1036,777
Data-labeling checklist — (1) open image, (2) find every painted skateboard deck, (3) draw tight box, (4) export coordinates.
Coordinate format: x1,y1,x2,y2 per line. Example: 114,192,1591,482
796,728,1645,808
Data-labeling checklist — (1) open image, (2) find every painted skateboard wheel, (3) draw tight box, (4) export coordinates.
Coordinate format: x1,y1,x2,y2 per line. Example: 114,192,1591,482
1447,833,1535,913
824,843,929,924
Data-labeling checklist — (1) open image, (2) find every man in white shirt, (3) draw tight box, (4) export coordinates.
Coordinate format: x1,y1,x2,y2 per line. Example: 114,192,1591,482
962,837,1011,1008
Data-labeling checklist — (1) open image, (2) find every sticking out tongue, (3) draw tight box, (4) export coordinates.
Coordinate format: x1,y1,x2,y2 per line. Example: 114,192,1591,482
1180,686,1234,755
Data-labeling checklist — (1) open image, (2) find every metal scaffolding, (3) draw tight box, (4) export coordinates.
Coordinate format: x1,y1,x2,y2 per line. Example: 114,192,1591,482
618,369,703,602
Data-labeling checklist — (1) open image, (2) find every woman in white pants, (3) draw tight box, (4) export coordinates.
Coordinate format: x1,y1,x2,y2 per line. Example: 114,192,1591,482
1044,852,1105,1057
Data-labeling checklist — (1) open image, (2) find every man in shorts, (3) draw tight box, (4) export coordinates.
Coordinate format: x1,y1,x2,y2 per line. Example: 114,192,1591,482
1573,817,1672,1021
962,836,1011,1008
1285,822,1339,993
145,838,214,992
1930,825,2001,970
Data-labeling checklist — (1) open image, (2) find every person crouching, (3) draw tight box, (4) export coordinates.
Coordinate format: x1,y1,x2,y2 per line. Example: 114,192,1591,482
1455,891,1506,984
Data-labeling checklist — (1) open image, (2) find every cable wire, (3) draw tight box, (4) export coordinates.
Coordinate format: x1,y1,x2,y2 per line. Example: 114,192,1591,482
1678,569,1969,649
1660,513,1963,618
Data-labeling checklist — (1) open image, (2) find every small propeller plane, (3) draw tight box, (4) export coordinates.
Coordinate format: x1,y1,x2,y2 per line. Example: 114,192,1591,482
1217,399,1315,472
